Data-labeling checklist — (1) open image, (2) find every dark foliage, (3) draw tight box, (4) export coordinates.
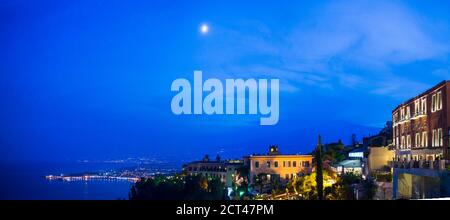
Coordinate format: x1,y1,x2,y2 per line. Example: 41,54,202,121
129,175,226,200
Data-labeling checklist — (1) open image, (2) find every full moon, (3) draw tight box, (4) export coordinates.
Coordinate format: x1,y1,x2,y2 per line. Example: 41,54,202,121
200,24,209,34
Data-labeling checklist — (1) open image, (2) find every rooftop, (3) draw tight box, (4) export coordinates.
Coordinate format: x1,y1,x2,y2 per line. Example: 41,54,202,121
392,80,449,113
249,154,312,158
337,159,362,168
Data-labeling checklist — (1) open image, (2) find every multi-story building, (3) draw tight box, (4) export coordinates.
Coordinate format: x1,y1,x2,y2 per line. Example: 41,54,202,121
392,80,450,162
336,147,365,176
245,146,313,184
368,146,394,173
391,80,450,199
182,155,244,187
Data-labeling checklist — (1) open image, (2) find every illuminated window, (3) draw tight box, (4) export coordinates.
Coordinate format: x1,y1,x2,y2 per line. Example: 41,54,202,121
437,92,442,111
349,152,364,158
421,97,427,113
401,136,405,149
266,161,271,168
432,129,440,147
407,135,411,148
432,94,435,112
400,107,406,120
394,112,399,123
432,92,442,112
415,133,420,147
304,161,310,168
432,129,435,147
422,132,427,147
415,100,420,116
406,106,411,119
431,128,444,147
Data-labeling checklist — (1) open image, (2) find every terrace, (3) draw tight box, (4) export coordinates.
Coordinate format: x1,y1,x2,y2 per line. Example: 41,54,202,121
390,159,449,171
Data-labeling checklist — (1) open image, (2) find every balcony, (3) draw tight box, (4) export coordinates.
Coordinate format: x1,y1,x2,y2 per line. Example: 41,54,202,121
389,159,449,171
393,111,427,126
394,116,411,125
412,111,426,119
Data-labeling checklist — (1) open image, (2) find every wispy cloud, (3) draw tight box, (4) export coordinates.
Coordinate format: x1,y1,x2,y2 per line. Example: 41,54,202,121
292,1,448,66
198,0,450,99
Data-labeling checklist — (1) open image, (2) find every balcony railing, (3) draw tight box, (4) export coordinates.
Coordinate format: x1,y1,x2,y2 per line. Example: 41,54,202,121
412,111,426,118
389,159,449,171
394,111,427,125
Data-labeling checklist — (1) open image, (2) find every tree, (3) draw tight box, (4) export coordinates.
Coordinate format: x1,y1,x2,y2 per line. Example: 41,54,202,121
351,134,357,146
129,174,226,200
327,173,362,200
322,141,345,164
361,178,377,200
232,166,251,199
315,135,324,200
253,173,267,193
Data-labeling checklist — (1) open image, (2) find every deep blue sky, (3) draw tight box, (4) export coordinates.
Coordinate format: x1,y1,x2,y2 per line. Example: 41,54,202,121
1,0,450,162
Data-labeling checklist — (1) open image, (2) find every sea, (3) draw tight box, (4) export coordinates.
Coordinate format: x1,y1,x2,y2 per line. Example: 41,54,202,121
0,161,179,200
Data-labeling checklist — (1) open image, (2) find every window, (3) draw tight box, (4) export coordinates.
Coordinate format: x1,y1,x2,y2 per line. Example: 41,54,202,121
407,135,411,148
293,161,297,167
401,136,405,149
287,161,291,167
304,161,310,168
415,100,420,116
421,97,427,114
432,129,442,147
432,92,442,112
422,132,427,147
437,92,442,111
283,161,286,167
432,94,436,112
432,129,436,147
400,108,405,120
274,161,278,168
415,133,421,147
406,106,411,119
266,161,271,168
255,161,259,168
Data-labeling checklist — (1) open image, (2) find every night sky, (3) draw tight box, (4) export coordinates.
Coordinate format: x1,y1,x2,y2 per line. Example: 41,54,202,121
1,0,450,162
